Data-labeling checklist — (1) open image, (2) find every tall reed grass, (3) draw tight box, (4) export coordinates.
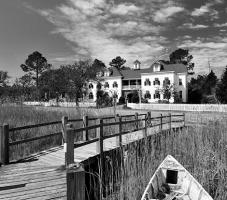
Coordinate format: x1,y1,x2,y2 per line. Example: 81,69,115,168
98,113,227,200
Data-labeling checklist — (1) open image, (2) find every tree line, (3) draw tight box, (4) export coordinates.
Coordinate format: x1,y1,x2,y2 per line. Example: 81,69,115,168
0,49,227,104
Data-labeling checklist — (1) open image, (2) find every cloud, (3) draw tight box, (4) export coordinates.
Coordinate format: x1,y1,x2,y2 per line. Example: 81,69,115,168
191,4,210,16
191,1,222,19
27,0,227,76
153,6,185,23
180,23,209,29
110,3,141,15
214,23,227,27
35,0,167,68
178,37,227,75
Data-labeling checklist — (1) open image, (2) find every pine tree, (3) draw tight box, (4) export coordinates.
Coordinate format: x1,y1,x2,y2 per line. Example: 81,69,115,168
216,66,227,103
203,70,218,95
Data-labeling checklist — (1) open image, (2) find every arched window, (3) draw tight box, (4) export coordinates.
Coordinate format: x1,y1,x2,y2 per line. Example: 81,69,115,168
154,90,160,99
104,82,109,88
179,91,182,99
89,92,94,99
144,91,151,99
96,82,102,89
144,78,151,86
163,77,170,86
89,83,93,89
113,81,118,88
153,78,160,85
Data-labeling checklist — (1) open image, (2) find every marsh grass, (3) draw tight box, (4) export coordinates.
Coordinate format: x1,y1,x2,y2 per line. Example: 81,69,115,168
0,105,148,160
100,113,227,200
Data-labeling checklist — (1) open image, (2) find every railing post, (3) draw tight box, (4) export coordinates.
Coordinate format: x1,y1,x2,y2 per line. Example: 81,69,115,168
116,116,122,147
62,116,68,165
96,119,104,200
65,123,85,200
169,113,171,130
160,114,163,131
183,113,186,127
96,119,104,154
0,124,9,165
83,115,89,141
144,113,148,137
62,116,68,144
135,112,139,130
65,123,74,166
67,163,85,200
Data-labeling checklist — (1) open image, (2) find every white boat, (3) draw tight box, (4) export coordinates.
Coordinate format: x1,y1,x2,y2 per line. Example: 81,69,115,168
141,155,213,200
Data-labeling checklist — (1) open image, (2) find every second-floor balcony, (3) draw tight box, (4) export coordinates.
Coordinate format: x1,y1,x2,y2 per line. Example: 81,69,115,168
122,79,141,90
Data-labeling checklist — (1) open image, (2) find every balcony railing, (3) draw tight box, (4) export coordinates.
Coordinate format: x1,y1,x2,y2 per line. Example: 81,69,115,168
122,85,141,90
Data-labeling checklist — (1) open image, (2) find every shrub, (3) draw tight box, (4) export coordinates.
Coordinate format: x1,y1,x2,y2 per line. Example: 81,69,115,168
158,99,169,104
141,98,148,103
131,91,139,103
96,90,113,107
118,96,125,105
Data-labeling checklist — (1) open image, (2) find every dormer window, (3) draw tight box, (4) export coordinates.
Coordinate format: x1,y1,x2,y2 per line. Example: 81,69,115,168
96,71,103,77
113,81,118,88
163,77,170,86
133,60,141,70
104,70,110,77
153,78,160,85
153,63,161,72
89,83,93,89
104,82,109,88
144,78,151,86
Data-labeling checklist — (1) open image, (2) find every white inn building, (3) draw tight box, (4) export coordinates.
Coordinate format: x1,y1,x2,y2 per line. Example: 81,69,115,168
87,60,188,103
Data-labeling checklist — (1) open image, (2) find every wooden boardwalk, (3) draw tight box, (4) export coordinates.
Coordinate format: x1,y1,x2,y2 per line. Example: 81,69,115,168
0,120,183,199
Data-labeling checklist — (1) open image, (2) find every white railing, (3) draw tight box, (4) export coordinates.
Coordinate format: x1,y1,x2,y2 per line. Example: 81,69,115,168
23,101,96,107
122,85,141,90
127,103,227,112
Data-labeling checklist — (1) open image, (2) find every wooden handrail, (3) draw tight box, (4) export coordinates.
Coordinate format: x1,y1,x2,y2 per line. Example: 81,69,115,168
9,132,62,146
1,112,185,167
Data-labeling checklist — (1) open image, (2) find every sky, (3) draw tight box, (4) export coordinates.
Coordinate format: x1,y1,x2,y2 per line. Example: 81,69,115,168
1,0,227,80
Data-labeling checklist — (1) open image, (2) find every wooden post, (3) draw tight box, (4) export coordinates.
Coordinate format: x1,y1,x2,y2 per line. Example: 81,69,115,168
62,116,68,143
83,115,89,141
135,112,139,130
0,124,9,165
183,113,186,127
160,114,163,131
96,119,104,154
62,116,68,166
116,116,122,147
66,124,74,166
96,119,104,200
144,113,148,137
169,113,171,130
67,163,85,200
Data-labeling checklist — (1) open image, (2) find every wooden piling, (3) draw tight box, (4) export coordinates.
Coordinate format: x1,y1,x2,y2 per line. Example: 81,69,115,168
83,115,89,141
0,124,9,165
116,116,122,147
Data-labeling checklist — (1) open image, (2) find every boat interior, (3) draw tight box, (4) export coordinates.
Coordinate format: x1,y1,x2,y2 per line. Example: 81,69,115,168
143,159,212,200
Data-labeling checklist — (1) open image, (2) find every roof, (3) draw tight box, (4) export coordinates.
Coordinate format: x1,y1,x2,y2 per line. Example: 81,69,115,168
108,63,187,79
134,60,141,64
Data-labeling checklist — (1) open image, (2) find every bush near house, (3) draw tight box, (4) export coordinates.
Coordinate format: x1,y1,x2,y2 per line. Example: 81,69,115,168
96,90,113,108
118,96,125,105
